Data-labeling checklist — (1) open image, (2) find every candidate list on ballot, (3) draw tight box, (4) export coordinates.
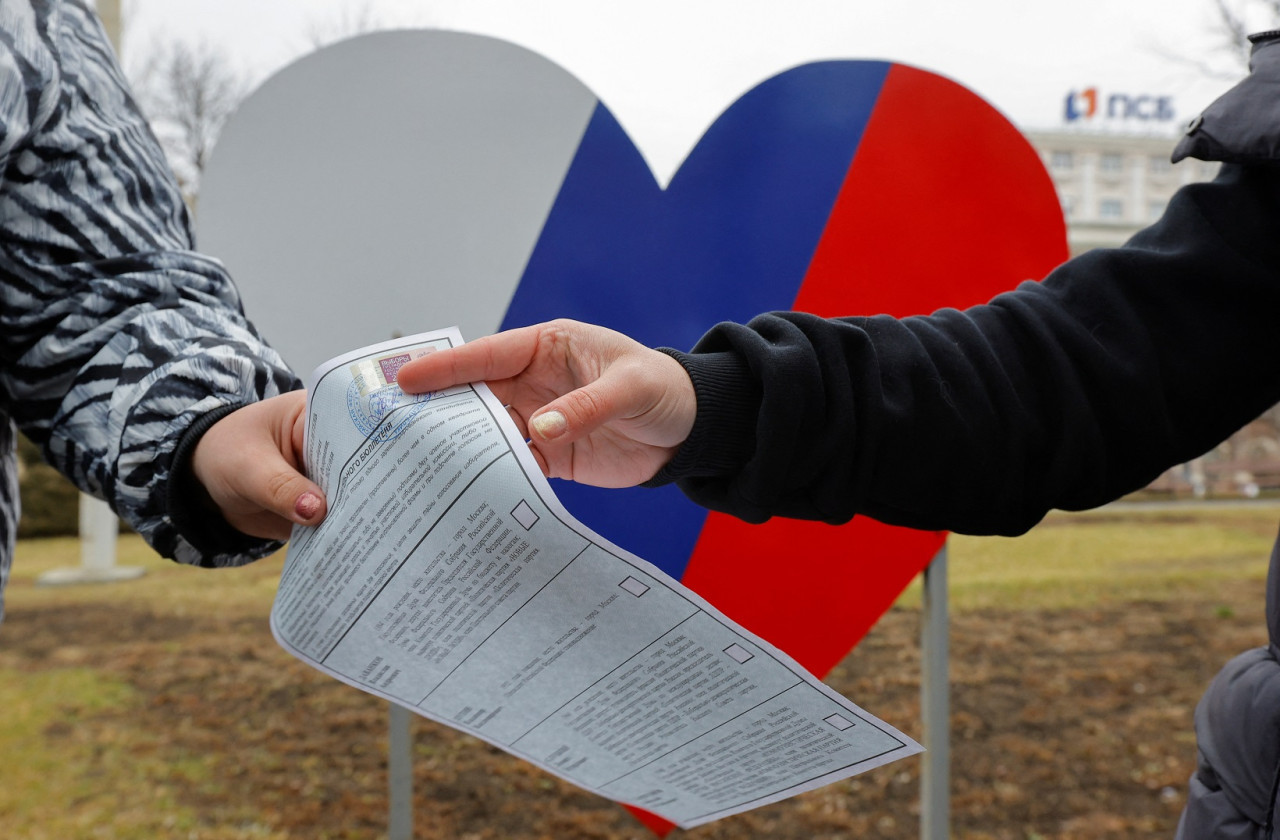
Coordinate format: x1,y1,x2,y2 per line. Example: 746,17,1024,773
270,327,920,828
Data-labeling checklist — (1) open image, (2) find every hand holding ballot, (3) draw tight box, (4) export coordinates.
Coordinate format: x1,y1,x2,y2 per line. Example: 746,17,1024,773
396,319,696,488
191,391,328,540
274,327,918,829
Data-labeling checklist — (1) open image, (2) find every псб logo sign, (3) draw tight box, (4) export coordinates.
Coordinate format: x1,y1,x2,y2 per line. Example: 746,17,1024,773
1065,86,1098,121
1065,87,1175,122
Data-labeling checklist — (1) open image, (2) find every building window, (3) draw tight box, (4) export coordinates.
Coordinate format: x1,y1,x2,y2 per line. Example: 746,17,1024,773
1050,151,1073,171
1148,199,1167,220
1149,155,1172,175
1099,153,1125,176
1060,195,1075,219
1099,198,1124,220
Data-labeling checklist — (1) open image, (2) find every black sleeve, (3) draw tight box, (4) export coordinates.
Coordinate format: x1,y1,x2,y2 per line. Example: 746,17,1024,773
651,162,1280,536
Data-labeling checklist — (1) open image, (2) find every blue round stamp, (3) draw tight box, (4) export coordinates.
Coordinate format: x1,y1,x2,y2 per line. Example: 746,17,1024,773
347,379,431,442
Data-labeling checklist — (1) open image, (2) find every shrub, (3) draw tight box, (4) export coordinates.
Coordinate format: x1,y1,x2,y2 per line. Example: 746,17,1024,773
16,434,82,538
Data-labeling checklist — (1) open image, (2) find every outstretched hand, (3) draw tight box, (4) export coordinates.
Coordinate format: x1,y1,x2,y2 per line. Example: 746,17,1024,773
191,391,327,541
396,319,696,488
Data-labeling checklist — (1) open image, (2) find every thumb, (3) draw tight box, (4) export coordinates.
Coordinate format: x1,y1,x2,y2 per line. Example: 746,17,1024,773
287,400,324,524
264,465,327,527
218,446,327,539
192,393,328,540
525,348,695,453
527,374,635,445
245,403,326,527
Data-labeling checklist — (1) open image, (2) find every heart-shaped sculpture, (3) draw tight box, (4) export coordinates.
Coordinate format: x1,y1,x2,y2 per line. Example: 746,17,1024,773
200,32,1067,835
497,60,1067,833
501,59,1066,671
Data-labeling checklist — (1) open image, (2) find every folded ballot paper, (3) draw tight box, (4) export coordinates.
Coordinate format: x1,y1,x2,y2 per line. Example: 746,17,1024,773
269,326,920,828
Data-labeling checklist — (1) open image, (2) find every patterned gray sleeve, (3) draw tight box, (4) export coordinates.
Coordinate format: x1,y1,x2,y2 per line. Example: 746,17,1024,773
0,0,300,568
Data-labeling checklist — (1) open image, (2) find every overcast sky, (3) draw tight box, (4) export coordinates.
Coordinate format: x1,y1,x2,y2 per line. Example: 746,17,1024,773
121,0,1256,182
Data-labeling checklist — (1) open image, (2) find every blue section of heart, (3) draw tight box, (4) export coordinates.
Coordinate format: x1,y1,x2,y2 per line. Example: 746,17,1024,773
500,61,891,579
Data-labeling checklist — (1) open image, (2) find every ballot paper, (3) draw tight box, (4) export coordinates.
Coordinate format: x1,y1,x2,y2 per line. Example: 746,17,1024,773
270,326,920,828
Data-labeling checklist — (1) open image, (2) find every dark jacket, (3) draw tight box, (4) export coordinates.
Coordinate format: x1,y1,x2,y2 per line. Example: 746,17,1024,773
654,31,1280,838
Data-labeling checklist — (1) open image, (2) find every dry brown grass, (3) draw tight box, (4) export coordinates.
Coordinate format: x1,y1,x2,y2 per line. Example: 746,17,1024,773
1,503,1276,839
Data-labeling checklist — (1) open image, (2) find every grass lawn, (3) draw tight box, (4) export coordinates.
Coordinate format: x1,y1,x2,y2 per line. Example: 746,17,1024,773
0,538,290,840
0,502,1276,839
923,502,1277,611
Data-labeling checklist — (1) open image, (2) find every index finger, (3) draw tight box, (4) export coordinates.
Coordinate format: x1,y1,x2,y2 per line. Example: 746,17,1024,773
397,325,543,393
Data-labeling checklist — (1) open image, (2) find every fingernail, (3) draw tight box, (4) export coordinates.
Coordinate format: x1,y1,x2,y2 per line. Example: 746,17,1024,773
295,492,322,521
530,410,567,440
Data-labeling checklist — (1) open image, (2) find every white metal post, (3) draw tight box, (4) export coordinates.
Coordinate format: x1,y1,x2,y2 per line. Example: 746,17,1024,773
920,545,950,840
36,495,144,586
80,494,120,572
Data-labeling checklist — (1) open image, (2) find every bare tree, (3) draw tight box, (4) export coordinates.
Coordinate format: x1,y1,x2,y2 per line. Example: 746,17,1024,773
1209,0,1280,68
131,39,247,200
1164,0,1280,80
127,2,436,199
306,0,385,49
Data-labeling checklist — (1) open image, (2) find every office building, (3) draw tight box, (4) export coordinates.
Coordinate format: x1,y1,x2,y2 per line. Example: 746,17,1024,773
1025,129,1222,256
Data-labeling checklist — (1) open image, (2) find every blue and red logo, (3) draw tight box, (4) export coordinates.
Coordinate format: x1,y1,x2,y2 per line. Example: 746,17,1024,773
1065,86,1175,122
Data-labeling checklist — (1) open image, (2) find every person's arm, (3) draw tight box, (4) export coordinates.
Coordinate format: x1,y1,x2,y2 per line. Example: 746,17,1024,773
400,162,1280,537
0,1,321,565
657,161,1280,534
402,36,1280,538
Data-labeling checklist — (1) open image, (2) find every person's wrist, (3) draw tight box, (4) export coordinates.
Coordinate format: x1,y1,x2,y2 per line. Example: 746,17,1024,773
643,349,760,486
168,403,266,557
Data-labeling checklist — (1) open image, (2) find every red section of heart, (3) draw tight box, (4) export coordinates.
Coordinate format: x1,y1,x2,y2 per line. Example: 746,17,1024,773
630,64,1067,836
803,63,1069,320
682,63,1067,673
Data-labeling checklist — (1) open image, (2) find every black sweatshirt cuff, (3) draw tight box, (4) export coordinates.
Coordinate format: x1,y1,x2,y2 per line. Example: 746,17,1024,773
643,348,761,487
